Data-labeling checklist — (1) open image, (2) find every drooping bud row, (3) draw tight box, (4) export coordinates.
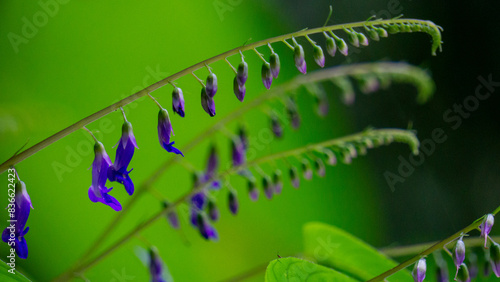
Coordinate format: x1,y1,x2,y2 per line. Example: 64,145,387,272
172,87,185,117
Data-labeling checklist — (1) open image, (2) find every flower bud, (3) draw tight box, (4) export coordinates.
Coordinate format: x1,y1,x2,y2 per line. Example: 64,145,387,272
172,87,185,117
231,138,246,167
313,45,325,68
454,238,466,278
207,199,219,222
272,170,283,194
322,148,337,166
248,179,259,201
301,159,313,180
491,243,500,277
261,62,273,89
411,23,422,32
324,33,336,56
237,61,248,85
269,52,280,78
375,27,389,38
336,37,348,56
201,87,216,117
456,263,470,282
314,158,326,177
365,27,380,41
233,76,246,102
289,166,300,188
293,42,307,74
357,31,369,46
262,176,273,199
286,98,300,130
238,126,248,150
162,201,180,229
386,24,400,34
205,73,218,98
228,190,239,215
480,214,494,247
196,212,218,241
271,114,283,138
412,258,426,282
345,29,359,47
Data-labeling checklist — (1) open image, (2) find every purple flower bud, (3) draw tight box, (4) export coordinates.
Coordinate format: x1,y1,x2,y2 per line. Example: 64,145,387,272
301,159,313,180
88,141,122,212
357,32,369,46
148,247,168,282
238,126,249,151
108,121,138,196
271,115,283,138
248,179,259,201
272,170,283,194
261,62,273,89
336,38,348,56
204,145,218,182
262,176,273,199
228,190,239,215
237,61,248,85
412,258,426,282
196,213,218,241
324,33,336,57
454,238,466,278
289,166,300,189
314,158,326,178
162,201,180,229
201,87,216,117
205,73,218,98
293,43,307,74
286,98,300,130
346,29,359,47
365,27,380,41
313,45,325,68
457,263,470,282
345,144,358,159
2,178,33,259
270,52,280,78
207,199,219,222
480,214,494,248
172,87,185,117
191,191,207,210
491,243,500,277
376,27,388,38
231,138,246,167
158,108,184,156
322,148,337,166
233,76,246,102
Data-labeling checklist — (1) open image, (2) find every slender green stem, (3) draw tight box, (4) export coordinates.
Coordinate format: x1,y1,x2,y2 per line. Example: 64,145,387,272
0,18,441,174
367,210,499,282
54,128,416,281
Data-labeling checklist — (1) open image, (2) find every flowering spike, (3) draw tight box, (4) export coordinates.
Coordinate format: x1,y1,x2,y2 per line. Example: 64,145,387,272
2,177,33,259
233,76,246,102
293,42,307,74
412,258,426,282
271,114,283,138
231,138,246,167
457,263,470,282
480,214,494,248
261,62,273,89
172,87,185,117
108,121,138,196
262,176,273,199
158,109,184,156
207,199,220,222
248,179,259,201
205,73,218,98
491,243,500,277
88,141,122,211
313,45,325,68
228,190,239,215
314,158,326,177
237,61,248,85
272,170,283,194
454,238,466,278
269,52,280,78
289,166,300,188
324,33,336,56
201,87,216,117
162,201,180,229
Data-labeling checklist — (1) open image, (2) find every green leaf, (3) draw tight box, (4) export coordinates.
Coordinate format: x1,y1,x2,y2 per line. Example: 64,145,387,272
303,222,412,281
265,257,359,282
0,259,31,281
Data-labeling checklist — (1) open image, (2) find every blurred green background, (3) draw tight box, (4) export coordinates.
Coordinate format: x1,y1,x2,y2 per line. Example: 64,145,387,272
1,0,499,281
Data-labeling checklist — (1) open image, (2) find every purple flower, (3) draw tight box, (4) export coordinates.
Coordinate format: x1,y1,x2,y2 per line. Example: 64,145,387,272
289,167,300,189
457,263,470,282
172,87,185,117
324,33,336,57
205,73,218,98
271,115,283,138
293,43,307,74
313,45,325,68
88,141,122,211
162,201,179,229
491,243,500,277
454,238,466,278
191,191,207,210
480,214,494,248
301,159,313,180
272,170,283,195
248,180,259,201
157,108,184,156
269,52,280,78
262,176,273,199
208,200,219,222
237,61,248,85
196,213,218,241
228,190,239,215
204,145,218,182
2,179,33,259
108,121,138,196
261,62,273,89
233,77,246,102
148,247,170,282
232,138,246,167
412,258,426,282
201,87,216,117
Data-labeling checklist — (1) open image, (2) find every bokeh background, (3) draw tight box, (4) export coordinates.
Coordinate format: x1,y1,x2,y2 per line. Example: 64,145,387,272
1,0,499,281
